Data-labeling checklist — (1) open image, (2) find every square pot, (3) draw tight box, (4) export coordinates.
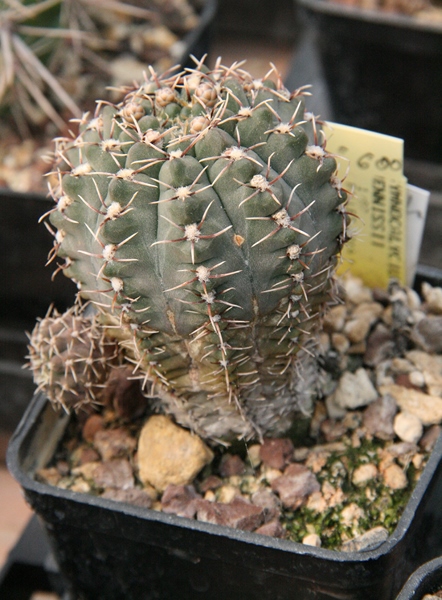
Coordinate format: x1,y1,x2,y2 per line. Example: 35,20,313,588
7,386,442,600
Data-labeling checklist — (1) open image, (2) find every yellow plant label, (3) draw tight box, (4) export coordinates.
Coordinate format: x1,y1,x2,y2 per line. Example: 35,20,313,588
324,122,408,289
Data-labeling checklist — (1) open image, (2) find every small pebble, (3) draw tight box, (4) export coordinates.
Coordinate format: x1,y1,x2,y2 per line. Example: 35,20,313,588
254,519,286,538
420,425,442,452
394,412,423,444
363,395,397,440
271,464,320,510
137,415,213,492
332,332,351,354
340,503,365,528
161,484,201,518
382,463,408,490
217,484,241,504
380,384,442,426
219,454,246,477
82,414,105,442
260,437,294,470
196,497,266,532
412,316,442,353
352,463,378,486
246,444,262,468
323,304,347,332
344,318,371,344
333,368,378,410
422,282,442,314
94,428,136,461
302,533,322,547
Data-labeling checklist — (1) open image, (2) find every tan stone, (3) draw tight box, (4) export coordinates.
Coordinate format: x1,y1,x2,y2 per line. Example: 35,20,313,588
137,415,214,492
322,481,345,507
348,341,367,354
352,301,384,322
331,332,350,354
340,503,365,528
406,350,442,396
342,275,373,305
382,463,407,490
260,467,283,483
380,384,442,426
217,485,241,504
302,533,322,547
246,444,262,468
306,491,327,513
70,479,91,493
323,304,347,332
422,281,442,314
344,318,371,344
352,463,378,486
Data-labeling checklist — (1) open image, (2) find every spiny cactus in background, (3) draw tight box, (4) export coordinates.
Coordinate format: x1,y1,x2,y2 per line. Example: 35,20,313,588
0,0,82,130
0,0,200,133
29,57,350,443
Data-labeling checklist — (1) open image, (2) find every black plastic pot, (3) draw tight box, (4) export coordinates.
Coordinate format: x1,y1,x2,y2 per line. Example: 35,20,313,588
179,0,218,69
397,556,442,599
0,190,77,319
0,191,77,434
7,390,442,599
294,0,442,163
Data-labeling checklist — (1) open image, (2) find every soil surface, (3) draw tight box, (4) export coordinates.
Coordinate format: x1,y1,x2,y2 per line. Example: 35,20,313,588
34,275,442,551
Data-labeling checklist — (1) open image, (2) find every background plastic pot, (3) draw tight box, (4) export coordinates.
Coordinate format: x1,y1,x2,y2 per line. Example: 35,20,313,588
397,556,442,599
7,331,442,600
294,0,442,164
0,191,77,436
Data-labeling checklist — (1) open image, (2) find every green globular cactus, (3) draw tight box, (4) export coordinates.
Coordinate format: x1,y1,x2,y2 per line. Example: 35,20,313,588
33,58,349,443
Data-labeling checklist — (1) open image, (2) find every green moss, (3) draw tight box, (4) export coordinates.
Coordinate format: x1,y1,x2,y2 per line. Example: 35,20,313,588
281,436,425,549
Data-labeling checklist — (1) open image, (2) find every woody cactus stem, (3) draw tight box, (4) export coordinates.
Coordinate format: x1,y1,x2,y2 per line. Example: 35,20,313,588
40,57,349,442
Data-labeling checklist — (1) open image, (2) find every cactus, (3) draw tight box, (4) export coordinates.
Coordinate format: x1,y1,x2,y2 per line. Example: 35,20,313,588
31,58,349,443
28,305,119,411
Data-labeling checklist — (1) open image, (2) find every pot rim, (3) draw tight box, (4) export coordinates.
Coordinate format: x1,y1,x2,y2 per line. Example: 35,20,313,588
396,555,442,599
296,0,442,34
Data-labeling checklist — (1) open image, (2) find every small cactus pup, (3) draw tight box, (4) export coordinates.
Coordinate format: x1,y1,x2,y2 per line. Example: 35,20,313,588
28,305,119,412
29,57,350,444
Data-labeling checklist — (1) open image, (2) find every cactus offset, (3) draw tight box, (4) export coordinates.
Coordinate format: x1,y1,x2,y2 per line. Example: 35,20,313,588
28,306,119,411
32,58,349,443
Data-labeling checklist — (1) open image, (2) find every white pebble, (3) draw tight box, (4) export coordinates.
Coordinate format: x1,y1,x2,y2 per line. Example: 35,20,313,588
333,368,378,410
422,282,442,314
408,370,425,388
394,412,424,444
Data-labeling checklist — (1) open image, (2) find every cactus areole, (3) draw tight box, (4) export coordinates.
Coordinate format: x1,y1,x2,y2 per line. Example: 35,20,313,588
30,58,350,444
